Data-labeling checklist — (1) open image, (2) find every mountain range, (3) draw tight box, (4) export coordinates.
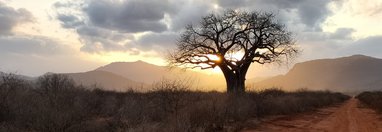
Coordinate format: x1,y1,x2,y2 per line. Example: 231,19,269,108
66,61,228,92
64,70,145,91
1,54,382,93
253,55,382,93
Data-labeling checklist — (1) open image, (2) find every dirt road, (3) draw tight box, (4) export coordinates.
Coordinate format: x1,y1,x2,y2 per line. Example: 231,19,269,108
244,98,382,132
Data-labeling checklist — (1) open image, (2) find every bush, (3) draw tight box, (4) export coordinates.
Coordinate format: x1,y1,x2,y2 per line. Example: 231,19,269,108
0,73,350,131
357,91,382,112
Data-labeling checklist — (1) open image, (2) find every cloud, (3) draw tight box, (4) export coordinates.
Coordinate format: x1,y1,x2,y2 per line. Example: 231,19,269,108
299,28,355,42
0,35,73,55
57,14,84,28
53,0,344,54
83,0,174,33
294,28,382,63
0,2,33,35
342,36,382,57
218,0,336,31
217,0,251,8
167,0,213,31
75,26,134,53
267,0,336,31
329,28,355,40
55,0,178,53
135,32,178,51
293,27,356,60
0,2,101,76
55,0,173,33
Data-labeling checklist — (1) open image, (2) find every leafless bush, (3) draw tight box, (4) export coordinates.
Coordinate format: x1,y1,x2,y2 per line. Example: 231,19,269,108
0,73,350,131
0,73,29,124
357,91,382,112
9,74,93,131
36,74,76,104
150,79,192,118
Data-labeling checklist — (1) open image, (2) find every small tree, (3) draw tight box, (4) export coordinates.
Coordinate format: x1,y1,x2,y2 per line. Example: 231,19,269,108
169,10,298,93
36,74,76,106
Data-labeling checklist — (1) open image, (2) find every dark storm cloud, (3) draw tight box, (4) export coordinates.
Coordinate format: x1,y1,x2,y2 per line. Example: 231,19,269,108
54,0,180,53
294,0,332,30
167,0,212,31
56,21,135,53
218,0,335,30
268,0,334,30
76,26,134,53
0,2,33,35
83,0,174,33
54,0,342,54
57,14,84,28
136,32,178,51
217,0,251,8
76,26,133,41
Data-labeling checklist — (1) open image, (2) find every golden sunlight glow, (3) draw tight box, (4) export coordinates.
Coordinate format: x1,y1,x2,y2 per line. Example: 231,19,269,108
193,66,222,75
198,52,245,75
205,52,245,63
211,67,222,73
88,51,166,66
206,54,221,62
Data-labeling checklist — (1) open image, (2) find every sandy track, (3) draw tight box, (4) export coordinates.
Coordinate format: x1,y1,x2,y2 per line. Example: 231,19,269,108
244,98,382,132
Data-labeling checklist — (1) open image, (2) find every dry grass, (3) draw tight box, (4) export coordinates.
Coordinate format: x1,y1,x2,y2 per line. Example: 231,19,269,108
0,73,350,132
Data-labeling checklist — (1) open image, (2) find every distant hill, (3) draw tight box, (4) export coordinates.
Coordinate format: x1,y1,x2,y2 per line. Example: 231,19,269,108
95,60,227,91
95,61,173,84
0,70,148,92
254,55,382,92
5,55,381,93
65,70,146,92
0,71,35,81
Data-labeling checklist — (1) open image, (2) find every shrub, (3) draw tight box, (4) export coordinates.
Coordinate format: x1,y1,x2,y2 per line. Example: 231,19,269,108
0,73,350,131
357,91,382,112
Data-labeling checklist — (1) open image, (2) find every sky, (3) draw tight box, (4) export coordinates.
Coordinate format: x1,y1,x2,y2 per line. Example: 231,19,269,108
1,0,382,77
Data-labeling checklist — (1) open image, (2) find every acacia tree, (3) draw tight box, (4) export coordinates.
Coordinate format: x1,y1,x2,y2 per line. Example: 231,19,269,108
169,10,298,93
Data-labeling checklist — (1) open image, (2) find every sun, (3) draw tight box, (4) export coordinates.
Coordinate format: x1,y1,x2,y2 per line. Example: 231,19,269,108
202,52,245,74
206,52,245,62
206,54,221,62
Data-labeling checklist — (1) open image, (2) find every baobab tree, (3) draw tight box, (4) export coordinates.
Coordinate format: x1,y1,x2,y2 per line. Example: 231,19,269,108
169,10,298,93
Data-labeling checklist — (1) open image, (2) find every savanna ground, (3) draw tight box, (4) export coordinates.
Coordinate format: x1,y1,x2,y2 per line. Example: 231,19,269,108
245,98,382,132
0,73,351,132
240,91,382,132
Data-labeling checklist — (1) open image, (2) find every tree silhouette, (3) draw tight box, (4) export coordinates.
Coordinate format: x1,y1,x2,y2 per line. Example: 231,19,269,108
169,10,299,93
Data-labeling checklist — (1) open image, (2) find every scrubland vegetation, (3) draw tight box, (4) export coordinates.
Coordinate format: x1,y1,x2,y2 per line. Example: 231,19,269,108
357,91,382,112
0,73,350,132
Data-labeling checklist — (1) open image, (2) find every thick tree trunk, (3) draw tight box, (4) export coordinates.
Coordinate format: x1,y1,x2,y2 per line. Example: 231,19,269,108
226,73,245,93
220,63,250,93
